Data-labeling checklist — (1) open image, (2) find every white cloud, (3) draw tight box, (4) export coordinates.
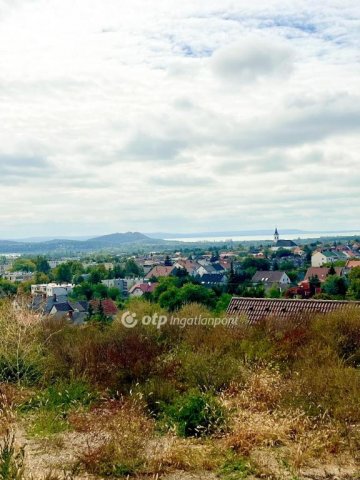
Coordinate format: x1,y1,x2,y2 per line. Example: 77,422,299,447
0,0,359,237
211,36,294,83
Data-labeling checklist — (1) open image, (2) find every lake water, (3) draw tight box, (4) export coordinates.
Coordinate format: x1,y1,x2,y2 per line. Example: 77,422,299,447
164,231,360,243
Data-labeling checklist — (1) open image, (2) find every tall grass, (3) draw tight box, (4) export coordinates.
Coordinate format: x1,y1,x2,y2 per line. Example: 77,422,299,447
0,299,359,477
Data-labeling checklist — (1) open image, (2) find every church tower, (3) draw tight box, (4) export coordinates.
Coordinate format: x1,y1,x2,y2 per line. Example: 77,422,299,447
274,227,279,243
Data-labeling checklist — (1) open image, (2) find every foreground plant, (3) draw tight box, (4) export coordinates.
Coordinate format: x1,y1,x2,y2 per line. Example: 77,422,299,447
0,431,25,480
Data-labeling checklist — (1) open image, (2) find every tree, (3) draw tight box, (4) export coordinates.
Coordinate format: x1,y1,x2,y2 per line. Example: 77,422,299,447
54,263,72,283
35,256,51,275
0,280,18,297
179,283,216,309
347,267,360,300
328,264,336,276
89,270,102,285
242,257,270,271
11,258,36,273
125,259,143,277
33,272,50,284
322,275,348,299
309,275,321,296
164,255,173,266
159,287,182,311
267,285,281,298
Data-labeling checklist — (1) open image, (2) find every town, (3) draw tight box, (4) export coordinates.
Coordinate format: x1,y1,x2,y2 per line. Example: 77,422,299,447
0,229,359,323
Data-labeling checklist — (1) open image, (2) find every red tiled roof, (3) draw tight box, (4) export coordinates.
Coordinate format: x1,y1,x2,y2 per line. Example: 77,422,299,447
129,282,158,294
175,260,200,274
304,267,343,283
147,265,176,278
227,297,360,325
346,260,360,269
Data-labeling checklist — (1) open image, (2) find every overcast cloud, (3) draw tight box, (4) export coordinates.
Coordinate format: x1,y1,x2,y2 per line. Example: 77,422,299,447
0,0,359,237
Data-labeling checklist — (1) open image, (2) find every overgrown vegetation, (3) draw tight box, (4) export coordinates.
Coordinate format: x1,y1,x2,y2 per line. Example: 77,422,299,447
0,299,359,478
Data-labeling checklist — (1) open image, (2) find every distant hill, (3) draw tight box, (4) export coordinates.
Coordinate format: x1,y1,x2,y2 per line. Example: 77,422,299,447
86,232,152,247
0,232,163,254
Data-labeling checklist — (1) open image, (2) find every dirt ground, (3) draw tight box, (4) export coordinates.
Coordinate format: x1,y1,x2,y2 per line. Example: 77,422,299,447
12,426,359,480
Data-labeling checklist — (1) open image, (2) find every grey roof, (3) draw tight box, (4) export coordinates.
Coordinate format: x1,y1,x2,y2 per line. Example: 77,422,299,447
211,263,226,272
252,271,287,283
275,239,297,247
227,297,360,325
51,302,73,312
45,295,69,313
200,273,226,284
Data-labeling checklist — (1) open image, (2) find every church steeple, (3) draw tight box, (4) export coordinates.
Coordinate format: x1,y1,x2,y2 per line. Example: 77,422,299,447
274,227,279,243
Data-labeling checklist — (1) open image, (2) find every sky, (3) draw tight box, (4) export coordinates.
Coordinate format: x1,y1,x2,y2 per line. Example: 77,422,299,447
0,0,359,238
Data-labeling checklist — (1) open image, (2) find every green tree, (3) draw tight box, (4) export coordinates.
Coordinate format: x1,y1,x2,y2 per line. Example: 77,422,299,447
35,256,51,274
89,270,102,285
54,263,72,283
242,257,270,272
267,285,281,298
347,267,360,300
179,283,216,309
322,275,348,299
11,258,36,273
125,259,143,277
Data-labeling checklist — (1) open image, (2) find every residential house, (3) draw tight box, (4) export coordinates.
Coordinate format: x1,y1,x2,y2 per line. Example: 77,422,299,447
199,273,227,288
173,259,200,277
129,282,159,297
101,278,128,297
195,262,225,277
227,297,360,325
3,272,33,283
311,250,346,267
345,259,360,271
146,265,176,279
304,267,344,283
31,283,73,297
252,270,291,291
49,299,88,324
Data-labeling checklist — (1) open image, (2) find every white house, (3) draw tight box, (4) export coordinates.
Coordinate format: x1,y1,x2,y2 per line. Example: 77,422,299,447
31,283,73,297
251,271,291,291
311,251,340,267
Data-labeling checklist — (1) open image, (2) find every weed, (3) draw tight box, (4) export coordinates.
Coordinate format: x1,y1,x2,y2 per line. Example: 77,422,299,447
0,431,25,480
165,391,228,437
219,453,255,479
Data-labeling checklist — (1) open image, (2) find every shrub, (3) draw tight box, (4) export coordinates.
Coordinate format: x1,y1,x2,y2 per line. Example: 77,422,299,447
177,350,243,392
165,391,228,437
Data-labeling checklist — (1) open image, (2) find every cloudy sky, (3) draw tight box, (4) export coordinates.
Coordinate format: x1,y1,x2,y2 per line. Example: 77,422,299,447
0,0,359,238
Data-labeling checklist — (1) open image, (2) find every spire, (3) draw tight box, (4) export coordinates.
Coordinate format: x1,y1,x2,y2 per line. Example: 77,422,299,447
274,227,279,243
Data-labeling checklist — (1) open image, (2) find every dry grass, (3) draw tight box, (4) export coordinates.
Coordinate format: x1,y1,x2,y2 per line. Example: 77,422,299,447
77,397,154,477
223,367,360,475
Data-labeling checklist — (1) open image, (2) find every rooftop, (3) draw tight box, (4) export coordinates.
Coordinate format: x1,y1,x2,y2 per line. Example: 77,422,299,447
227,297,360,325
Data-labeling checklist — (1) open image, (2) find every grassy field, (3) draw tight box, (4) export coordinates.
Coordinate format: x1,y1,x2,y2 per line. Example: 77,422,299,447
0,299,359,479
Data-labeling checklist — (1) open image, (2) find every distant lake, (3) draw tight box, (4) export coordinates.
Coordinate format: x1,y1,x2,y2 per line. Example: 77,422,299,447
164,231,360,243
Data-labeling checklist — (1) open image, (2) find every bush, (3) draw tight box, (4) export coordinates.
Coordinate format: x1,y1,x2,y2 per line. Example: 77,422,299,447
177,350,243,392
165,391,228,437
